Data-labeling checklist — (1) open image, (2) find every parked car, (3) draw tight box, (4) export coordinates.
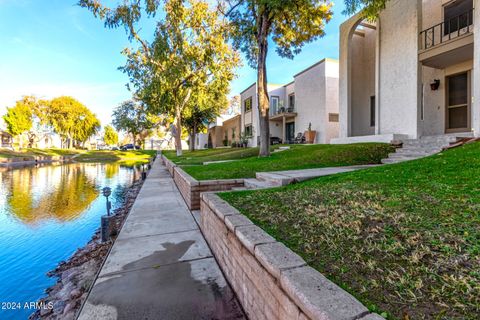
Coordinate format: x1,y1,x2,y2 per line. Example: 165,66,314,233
120,144,141,151
270,137,283,145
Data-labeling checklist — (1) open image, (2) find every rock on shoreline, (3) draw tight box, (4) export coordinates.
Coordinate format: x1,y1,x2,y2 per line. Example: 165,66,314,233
29,178,144,320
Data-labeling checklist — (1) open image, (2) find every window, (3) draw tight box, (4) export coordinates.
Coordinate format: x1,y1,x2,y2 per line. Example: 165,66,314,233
288,94,295,111
244,125,253,137
244,97,252,113
270,96,279,115
444,0,473,35
329,113,339,123
370,96,376,127
231,128,236,140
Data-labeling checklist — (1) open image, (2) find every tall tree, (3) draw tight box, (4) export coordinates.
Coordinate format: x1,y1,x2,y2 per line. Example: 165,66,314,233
46,96,101,149
223,0,332,156
3,100,33,148
3,96,47,148
184,105,218,152
79,0,239,156
103,125,119,146
343,0,388,17
112,100,156,147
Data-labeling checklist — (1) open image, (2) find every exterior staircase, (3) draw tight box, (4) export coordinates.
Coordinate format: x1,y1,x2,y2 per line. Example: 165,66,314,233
381,134,473,164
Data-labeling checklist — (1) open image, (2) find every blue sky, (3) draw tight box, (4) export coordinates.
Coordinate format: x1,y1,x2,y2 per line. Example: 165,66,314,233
0,0,349,126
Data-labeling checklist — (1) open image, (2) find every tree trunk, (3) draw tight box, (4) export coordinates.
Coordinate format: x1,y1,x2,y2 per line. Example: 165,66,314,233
175,105,183,156
132,134,137,148
189,122,197,152
174,88,192,156
257,13,270,157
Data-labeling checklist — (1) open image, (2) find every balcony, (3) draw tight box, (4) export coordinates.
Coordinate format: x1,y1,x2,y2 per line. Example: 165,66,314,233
419,9,474,68
269,107,297,121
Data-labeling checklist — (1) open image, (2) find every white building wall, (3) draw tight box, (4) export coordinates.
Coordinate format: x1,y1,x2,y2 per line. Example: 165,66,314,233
240,84,258,146
268,85,286,140
325,75,340,143
421,66,445,136
474,0,480,136
351,27,376,136
195,133,208,150
378,0,421,138
293,59,339,144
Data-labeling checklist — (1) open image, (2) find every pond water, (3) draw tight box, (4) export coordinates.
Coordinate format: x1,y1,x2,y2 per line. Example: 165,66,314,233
0,162,142,319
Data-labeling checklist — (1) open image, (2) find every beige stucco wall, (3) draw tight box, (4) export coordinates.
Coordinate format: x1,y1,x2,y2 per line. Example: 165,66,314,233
377,0,421,138
325,70,340,143
223,115,241,144
240,84,257,146
350,27,376,136
473,0,480,136
294,59,339,144
240,83,286,147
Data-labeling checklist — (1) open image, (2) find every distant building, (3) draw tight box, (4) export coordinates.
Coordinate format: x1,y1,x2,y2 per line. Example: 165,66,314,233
205,114,242,148
240,58,339,146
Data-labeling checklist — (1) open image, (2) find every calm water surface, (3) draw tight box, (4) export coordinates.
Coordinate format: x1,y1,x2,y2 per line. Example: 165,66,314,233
0,162,142,319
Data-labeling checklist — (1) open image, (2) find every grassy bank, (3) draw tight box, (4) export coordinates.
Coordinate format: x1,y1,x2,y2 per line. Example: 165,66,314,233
75,150,156,163
162,147,262,165
164,144,394,180
220,142,480,319
0,148,79,159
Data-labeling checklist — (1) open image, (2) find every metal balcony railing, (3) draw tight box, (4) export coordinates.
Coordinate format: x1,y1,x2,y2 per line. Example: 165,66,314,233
419,9,474,50
270,106,296,117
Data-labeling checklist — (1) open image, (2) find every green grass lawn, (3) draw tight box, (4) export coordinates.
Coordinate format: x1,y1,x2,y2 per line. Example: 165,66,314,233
164,143,394,180
220,142,480,319
162,147,263,165
0,148,80,158
75,150,156,163
0,148,156,164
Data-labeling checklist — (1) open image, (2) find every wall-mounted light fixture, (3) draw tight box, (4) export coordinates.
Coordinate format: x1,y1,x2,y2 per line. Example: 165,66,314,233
430,79,440,91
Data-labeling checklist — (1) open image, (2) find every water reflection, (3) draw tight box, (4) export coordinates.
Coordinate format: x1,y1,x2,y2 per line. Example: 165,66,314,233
0,162,141,319
5,165,99,223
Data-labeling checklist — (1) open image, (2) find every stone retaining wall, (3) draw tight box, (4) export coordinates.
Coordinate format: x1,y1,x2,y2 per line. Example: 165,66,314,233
160,154,244,210
200,193,384,320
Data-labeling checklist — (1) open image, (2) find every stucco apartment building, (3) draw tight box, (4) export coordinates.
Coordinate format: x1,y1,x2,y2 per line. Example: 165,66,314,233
240,58,339,146
333,0,479,144
206,114,242,148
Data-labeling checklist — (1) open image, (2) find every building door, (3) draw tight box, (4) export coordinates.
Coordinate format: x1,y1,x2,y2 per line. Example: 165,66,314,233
446,72,471,133
285,122,295,143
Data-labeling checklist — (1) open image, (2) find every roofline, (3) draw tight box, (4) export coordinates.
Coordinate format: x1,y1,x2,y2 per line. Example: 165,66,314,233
223,114,241,123
239,82,256,95
283,80,294,87
293,58,339,78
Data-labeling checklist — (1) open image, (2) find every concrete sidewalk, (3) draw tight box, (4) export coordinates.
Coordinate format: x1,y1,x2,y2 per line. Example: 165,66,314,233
245,165,380,189
78,159,245,320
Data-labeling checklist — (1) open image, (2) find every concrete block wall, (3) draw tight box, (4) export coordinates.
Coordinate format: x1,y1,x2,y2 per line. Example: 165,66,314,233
160,154,244,210
200,193,383,320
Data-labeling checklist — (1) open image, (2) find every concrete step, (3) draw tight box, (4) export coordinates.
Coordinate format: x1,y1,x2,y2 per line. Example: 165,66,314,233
244,179,279,190
387,152,431,159
231,187,248,191
381,158,411,164
403,136,459,147
402,140,452,148
396,147,442,154
393,149,439,157
255,172,291,186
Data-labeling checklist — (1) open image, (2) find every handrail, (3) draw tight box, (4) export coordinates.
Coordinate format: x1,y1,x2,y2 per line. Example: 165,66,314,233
419,8,474,50
269,106,296,117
